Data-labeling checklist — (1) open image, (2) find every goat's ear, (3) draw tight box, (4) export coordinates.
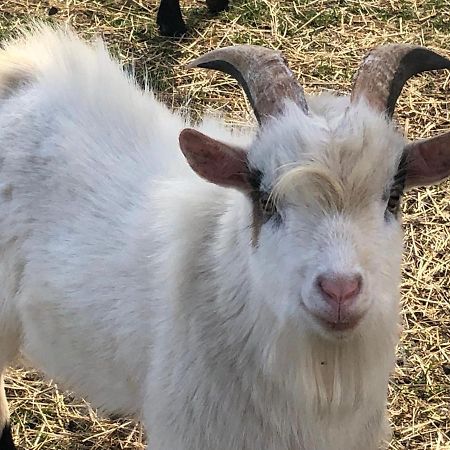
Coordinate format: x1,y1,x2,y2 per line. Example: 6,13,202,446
179,128,252,191
405,131,450,188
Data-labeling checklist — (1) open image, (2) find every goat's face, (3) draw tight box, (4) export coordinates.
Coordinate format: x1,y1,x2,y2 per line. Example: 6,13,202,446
181,43,450,340
246,101,405,339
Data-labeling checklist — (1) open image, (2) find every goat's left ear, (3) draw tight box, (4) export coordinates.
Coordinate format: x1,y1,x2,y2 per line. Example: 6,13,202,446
405,131,450,188
179,128,252,192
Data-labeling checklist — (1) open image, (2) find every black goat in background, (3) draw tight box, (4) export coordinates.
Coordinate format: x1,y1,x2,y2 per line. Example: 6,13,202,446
157,0,229,36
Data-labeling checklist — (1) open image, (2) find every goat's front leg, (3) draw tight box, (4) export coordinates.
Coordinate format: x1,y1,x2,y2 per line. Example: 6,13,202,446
157,0,187,37
0,295,20,450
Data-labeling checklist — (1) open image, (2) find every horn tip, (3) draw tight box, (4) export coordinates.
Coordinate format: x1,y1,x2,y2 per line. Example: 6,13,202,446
186,58,201,70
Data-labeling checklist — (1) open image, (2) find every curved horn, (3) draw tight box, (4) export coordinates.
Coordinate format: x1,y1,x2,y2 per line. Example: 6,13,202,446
187,45,308,124
351,44,450,117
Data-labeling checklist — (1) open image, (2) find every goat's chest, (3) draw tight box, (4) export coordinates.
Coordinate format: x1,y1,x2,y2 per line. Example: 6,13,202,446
252,396,384,450
238,367,387,450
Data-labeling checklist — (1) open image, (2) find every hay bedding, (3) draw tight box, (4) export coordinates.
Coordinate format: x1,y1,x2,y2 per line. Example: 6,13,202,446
0,0,448,448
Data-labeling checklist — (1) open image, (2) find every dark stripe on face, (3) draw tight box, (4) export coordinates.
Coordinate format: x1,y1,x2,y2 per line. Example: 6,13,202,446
248,169,264,246
394,151,408,189
247,168,281,246
248,168,263,192
0,423,17,450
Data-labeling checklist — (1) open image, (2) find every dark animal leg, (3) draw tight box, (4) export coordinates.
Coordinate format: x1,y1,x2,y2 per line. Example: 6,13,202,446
206,0,229,14
0,375,17,450
0,423,17,450
157,0,187,37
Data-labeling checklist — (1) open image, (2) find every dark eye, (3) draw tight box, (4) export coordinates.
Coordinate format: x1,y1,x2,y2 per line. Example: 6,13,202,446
384,153,407,221
259,192,277,217
258,192,281,223
385,185,402,218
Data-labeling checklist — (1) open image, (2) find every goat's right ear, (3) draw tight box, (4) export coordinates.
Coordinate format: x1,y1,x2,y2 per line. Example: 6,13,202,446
405,131,450,188
179,128,252,192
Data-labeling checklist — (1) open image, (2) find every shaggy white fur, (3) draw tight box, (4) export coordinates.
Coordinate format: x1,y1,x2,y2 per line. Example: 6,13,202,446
0,27,447,450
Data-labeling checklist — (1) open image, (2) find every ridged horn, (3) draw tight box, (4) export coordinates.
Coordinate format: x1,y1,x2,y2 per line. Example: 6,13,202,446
351,44,450,117
187,45,308,124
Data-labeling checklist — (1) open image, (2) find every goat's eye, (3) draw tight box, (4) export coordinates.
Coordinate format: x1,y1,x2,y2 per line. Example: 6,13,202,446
385,187,402,218
384,154,407,221
383,153,407,220
384,178,406,219
259,192,277,218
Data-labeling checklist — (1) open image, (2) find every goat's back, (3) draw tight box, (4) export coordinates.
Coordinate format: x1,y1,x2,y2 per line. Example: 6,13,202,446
0,26,191,416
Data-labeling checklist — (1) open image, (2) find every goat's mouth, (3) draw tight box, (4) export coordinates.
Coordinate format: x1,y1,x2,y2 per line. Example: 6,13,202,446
315,315,362,332
302,303,365,335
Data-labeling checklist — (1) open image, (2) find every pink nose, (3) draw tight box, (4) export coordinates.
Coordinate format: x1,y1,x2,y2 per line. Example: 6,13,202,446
317,274,362,304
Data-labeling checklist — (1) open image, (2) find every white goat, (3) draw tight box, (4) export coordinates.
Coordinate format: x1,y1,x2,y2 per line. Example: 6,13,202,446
0,27,449,450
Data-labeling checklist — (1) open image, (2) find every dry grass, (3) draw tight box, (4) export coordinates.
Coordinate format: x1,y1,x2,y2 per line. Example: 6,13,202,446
0,0,449,448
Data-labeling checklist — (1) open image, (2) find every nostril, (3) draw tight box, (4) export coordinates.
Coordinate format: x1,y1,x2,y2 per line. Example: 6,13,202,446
317,273,362,303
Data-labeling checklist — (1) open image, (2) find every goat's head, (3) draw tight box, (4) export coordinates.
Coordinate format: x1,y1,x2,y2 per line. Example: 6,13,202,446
180,45,450,340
